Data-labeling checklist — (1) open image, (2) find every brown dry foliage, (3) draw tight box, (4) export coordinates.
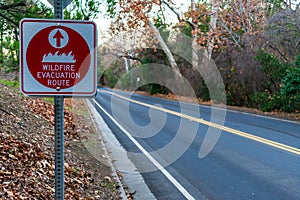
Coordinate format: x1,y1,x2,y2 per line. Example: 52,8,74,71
0,83,123,199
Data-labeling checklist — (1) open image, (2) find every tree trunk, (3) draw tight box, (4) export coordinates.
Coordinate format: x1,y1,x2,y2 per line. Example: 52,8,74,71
148,20,180,72
208,0,218,60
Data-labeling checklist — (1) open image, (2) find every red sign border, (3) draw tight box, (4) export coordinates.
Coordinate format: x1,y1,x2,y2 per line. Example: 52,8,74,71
20,18,97,96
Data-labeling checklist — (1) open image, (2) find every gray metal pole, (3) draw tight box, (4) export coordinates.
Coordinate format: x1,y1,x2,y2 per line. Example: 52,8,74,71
54,0,63,19
54,0,64,199
54,95,64,200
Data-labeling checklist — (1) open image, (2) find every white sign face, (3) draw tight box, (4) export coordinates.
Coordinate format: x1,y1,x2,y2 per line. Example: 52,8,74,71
20,18,97,96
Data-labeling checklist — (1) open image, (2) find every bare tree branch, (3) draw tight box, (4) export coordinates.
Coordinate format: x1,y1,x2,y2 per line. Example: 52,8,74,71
120,55,142,63
106,50,142,64
219,18,242,50
0,1,26,10
0,12,18,27
161,0,181,22
161,0,196,28
268,44,289,62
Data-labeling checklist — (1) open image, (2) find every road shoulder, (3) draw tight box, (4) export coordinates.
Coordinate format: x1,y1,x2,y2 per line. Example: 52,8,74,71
86,99,157,200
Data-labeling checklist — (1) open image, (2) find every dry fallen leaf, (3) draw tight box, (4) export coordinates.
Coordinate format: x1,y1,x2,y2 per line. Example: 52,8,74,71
0,83,123,199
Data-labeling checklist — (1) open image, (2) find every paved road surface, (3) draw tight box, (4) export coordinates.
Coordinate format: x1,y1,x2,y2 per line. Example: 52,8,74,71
93,87,300,200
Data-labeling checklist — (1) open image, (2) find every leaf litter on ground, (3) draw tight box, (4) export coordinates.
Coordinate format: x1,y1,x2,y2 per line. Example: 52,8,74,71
0,82,127,199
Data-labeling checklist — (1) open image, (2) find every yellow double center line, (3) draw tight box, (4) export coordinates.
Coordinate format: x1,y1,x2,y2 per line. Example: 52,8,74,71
106,91,300,156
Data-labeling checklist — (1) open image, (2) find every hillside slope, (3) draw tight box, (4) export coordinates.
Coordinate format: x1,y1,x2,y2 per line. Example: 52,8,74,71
0,82,123,199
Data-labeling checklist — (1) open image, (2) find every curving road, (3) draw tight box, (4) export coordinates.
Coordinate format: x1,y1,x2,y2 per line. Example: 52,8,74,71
93,87,300,200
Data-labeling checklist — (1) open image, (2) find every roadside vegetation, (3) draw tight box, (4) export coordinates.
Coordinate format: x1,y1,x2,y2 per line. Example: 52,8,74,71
0,0,299,114
100,0,300,114
0,0,299,198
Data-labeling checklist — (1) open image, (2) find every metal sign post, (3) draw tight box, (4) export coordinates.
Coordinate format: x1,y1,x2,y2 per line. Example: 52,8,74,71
19,0,96,199
46,0,73,9
54,95,64,199
54,0,64,199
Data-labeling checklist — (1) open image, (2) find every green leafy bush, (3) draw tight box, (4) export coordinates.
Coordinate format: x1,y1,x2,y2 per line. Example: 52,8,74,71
105,67,119,88
279,55,300,112
252,53,300,112
255,50,289,91
251,91,285,112
281,56,300,96
139,83,170,95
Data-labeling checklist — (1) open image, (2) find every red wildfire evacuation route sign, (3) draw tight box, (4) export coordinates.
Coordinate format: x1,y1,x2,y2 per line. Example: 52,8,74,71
20,19,97,96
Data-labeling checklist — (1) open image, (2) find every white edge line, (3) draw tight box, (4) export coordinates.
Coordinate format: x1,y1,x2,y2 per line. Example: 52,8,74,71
93,98,196,200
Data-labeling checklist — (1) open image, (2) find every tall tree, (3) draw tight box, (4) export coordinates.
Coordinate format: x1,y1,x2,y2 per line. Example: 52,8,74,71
107,0,181,72
265,5,300,62
0,0,52,73
0,1,25,27
0,0,103,73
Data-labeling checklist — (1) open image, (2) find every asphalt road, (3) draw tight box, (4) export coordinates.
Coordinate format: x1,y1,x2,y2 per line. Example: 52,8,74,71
94,87,300,200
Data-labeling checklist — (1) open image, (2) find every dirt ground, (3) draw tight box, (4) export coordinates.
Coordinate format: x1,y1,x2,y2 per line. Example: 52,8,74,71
0,82,131,199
